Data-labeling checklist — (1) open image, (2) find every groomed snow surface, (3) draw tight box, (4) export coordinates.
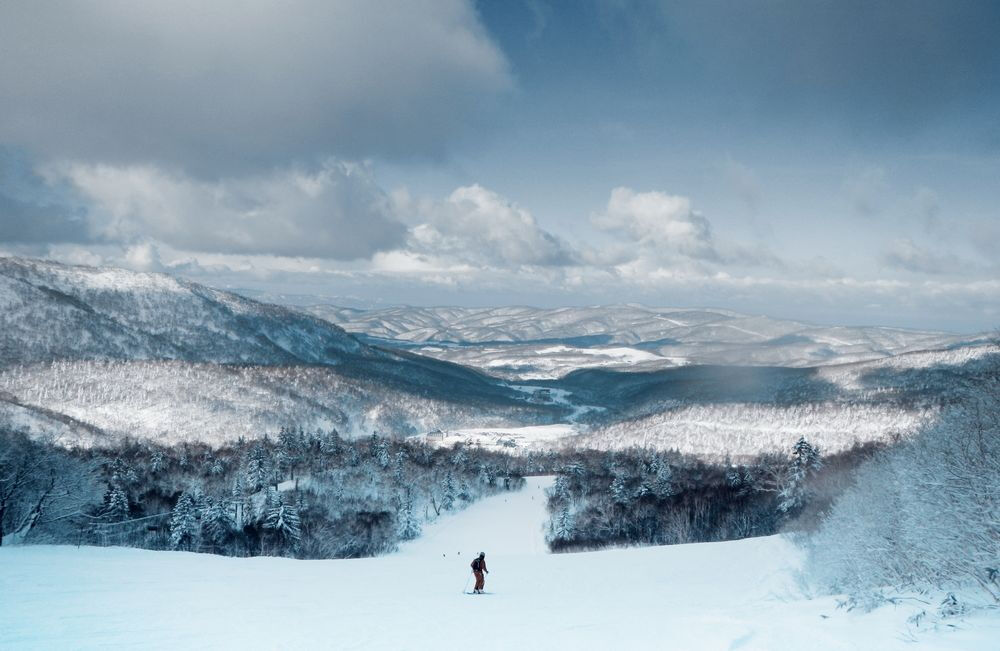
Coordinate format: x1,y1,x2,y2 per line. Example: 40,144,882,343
2,477,997,650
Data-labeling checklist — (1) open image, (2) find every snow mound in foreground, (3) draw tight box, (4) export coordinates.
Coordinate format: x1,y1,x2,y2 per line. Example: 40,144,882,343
1,477,996,650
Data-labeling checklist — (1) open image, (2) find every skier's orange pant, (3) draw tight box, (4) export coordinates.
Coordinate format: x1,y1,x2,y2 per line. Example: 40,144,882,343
473,570,485,591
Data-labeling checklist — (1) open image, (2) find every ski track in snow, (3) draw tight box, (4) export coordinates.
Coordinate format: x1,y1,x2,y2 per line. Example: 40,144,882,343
1,477,997,650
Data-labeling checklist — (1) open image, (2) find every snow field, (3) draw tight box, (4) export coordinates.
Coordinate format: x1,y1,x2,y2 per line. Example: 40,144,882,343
416,423,580,453
1,477,997,649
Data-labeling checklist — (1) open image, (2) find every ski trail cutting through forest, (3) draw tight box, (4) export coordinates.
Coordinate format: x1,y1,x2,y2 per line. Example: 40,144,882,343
2,476,998,650
397,475,552,558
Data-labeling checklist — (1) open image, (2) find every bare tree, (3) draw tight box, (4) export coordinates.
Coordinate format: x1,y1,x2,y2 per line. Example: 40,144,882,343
0,431,96,545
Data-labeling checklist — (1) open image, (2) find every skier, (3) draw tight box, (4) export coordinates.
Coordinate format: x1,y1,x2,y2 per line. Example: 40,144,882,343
470,551,488,594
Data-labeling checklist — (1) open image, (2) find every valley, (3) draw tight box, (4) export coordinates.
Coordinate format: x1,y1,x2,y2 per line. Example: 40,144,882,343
1,257,993,459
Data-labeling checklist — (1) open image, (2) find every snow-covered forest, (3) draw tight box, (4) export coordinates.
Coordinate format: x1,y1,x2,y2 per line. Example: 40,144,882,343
542,436,868,551
808,377,1000,611
0,360,554,445
0,427,530,557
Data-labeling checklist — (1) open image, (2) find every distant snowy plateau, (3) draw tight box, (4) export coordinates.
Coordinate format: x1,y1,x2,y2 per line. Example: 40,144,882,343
305,303,985,377
0,256,997,459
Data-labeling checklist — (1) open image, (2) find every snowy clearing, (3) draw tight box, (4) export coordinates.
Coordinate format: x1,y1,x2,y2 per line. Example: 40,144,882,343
414,423,580,453
1,477,996,650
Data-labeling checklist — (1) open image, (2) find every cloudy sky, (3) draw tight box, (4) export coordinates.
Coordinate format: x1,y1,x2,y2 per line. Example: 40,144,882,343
1,0,998,332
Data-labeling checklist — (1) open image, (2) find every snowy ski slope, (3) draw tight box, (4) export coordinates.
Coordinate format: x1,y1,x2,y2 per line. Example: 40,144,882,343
1,477,996,649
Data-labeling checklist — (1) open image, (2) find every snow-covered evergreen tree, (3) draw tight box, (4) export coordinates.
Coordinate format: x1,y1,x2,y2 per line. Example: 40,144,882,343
610,473,630,505
551,505,574,542
110,457,139,486
396,493,421,541
244,444,270,492
368,433,390,469
263,490,301,550
320,429,342,456
192,487,209,514
550,474,571,503
169,491,200,550
278,427,303,479
792,437,822,473
652,463,674,499
441,472,457,511
376,441,390,469
779,437,822,513
393,451,407,483
102,484,130,522
202,498,234,549
459,478,473,502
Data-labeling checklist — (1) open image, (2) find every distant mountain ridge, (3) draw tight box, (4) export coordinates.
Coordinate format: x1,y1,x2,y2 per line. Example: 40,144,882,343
305,303,984,375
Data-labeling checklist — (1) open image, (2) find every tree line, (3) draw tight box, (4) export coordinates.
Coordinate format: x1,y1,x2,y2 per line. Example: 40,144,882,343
0,427,527,558
542,436,883,552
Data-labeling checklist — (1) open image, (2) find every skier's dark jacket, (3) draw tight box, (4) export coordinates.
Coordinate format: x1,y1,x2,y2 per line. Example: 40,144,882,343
471,557,487,573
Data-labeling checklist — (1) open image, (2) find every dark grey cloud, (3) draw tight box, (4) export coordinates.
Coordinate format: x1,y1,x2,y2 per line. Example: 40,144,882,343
0,1,511,176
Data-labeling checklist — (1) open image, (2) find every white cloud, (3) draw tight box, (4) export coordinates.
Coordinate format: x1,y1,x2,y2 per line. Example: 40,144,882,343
15,176,998,332
592,187,719,262
51,160,406,260
123,242,166,272
371,250,475,275
405,184,578,267
0,1,511,172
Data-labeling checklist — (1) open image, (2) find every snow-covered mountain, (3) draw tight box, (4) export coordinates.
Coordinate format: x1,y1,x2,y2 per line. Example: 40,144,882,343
304,304,984,379
0,256,368,365
0,257,558,443
2,256,993,458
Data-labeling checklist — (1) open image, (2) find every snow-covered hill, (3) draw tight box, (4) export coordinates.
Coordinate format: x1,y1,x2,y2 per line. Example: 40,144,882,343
306,303,983,379
0,360,554,445
0,257,568,444
0,257,368,365
2,477,995,649
413,344,1000,458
